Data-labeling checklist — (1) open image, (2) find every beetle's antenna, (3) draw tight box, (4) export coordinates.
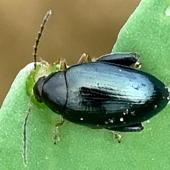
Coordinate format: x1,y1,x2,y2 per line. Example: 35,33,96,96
33,9,52,69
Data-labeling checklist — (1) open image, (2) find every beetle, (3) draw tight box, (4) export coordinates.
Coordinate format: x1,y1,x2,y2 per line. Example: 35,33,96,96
32,10,169,137
33,52,169,132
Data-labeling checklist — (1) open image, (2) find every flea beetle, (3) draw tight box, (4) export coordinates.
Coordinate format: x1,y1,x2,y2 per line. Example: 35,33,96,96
33,10,169,134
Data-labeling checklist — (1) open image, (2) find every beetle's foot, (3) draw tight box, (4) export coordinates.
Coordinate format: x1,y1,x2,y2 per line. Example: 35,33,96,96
59,58,67,71
39,57,49,66
52,58,60,65
77,53,92,64
112,131,122,143
53,116,65,144
132,60,141,69
53,126,61,144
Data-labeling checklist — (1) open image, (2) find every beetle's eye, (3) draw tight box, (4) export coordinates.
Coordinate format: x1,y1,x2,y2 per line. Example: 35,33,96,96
33,76,46,102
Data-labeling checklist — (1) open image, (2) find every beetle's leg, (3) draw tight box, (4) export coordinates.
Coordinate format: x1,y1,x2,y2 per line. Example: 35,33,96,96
59,58,67,71
77,53,92,64
96,53,141,69
52,58,60,65
107,123,144,132
112,131,122,143
39,57,49,66
130,59,141,69
53,115,65,144
119,123,144,132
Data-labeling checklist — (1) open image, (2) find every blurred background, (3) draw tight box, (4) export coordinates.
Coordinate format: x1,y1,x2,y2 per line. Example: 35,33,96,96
0,0,140,105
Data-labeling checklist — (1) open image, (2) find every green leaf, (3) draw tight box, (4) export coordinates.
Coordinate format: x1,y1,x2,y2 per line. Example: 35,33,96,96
0,0,170,169
112,0,170,168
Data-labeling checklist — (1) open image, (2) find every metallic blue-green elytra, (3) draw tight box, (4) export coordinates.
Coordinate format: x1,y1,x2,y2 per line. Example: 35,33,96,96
33,53,169,132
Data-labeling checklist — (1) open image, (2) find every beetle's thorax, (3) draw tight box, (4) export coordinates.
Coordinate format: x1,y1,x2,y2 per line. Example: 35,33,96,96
39,71,67,112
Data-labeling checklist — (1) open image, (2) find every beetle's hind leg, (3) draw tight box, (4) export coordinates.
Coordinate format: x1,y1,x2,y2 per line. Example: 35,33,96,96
131,59,141,69
96,53,141,69
77,53,93,64
107,123,144,132
112,131,122,143
107,123,144,143
53,115,65,144
115,123,144,132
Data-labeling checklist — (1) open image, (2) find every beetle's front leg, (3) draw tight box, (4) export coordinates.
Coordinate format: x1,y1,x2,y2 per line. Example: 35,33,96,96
39,57,50,66
59,58,67,71
53,115,65,144
77,53,93,64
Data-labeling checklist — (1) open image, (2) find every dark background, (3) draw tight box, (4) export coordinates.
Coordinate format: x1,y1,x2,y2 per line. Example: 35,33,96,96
0,0,139,104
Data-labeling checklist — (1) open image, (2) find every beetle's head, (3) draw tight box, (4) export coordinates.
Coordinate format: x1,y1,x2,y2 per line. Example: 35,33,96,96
33,76,46,102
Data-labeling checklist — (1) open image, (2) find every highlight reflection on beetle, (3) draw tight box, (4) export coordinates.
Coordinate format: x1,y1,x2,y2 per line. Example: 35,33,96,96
33,10,169,142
